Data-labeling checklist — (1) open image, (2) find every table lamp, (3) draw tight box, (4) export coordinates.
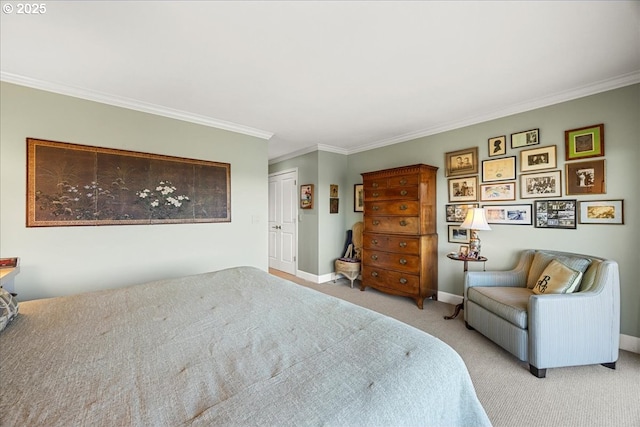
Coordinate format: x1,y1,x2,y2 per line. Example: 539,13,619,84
459,208,491,256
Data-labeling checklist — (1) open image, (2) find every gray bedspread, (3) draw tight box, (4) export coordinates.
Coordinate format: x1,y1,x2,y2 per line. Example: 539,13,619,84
0,266,491,426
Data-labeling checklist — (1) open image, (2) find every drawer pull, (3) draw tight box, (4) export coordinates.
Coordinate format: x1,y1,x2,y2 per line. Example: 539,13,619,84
371,271,379,277
371,255,378,261
372,239,378,245
399,204,407,210
373,220,380,226
399,220,408,226
399,258,407,265
400,179,407,185
400,190,408,196
372,182,379,188
372,192,379,198
399,278,408,284
399,242,407,248
373,205,380,211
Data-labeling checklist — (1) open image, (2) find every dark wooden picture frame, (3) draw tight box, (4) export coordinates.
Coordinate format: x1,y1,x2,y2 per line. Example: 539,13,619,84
330,198,339,214
481,156,516,182
565,123,604,161
565,159,606,195
300,184,314,209
445,203,479,222
27,138,231,227
445,147,479,177
354,184,364,212
511,128,540,148
488,135,506,157
534,199,577,229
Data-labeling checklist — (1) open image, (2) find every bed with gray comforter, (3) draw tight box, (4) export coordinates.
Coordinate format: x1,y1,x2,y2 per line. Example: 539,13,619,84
1,266,490,426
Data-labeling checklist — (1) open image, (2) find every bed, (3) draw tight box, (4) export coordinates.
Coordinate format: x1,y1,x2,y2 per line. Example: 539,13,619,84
1,266,491,426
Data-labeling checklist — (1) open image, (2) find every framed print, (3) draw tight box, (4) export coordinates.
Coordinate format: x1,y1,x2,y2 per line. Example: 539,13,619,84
482,204,532,225
458,245,470,257
479,182,516,201
330,184,339,198
481,156,516,182
300,184,314,209
579,200,624,224
488,135,506,157
448,225,470,243
330,198,339,214
354,184,364,212
520,170,561,199
565,159,605,195
565,123,604,161
520,145,557,172
534,199,577,229
445,203,479,222
445,147,478,177
448,176,478,202
511,128,540,148
27,138,231,227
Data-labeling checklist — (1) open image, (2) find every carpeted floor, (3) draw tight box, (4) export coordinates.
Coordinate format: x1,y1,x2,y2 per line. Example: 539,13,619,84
270,269,640,427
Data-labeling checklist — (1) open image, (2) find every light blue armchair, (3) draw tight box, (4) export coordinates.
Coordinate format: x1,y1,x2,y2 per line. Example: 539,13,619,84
464,249,620,378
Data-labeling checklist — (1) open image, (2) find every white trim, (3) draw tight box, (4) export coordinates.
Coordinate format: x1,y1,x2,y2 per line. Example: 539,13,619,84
620,334,640,354
0,72,274,140
438,291,464,306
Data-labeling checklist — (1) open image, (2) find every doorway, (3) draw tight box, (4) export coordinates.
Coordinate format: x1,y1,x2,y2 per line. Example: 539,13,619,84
268,169,297,275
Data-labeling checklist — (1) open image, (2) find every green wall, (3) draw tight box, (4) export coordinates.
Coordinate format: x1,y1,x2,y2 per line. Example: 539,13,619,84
1,82,269,300
272,84,640,341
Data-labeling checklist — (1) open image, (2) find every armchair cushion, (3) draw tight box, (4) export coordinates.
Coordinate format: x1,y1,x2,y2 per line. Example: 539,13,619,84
526,251,592,289
467,286,532,329
532,259,583,295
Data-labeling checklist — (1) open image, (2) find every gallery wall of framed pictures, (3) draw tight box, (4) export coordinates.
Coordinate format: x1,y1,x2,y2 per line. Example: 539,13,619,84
444,122,623,233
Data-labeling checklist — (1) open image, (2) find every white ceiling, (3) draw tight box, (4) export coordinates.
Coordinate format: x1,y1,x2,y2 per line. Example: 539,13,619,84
2,1,639,162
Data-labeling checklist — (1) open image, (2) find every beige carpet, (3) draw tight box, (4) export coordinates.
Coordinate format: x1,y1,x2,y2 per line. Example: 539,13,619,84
270,270,640,427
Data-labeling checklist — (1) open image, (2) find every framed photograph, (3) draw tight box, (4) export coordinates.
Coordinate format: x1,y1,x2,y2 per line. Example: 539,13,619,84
27,138,231,227
565,159,605,195
520,145,557,172
565,123,604,161
300,184,314,209
511,128,540,148
482,204,532,225
448,225,470,243
481,156,516,182
445,203,479,222
479,182,516,201
330,184,339,198
354,184,364,212
448,176,478,202
445,147,478,177
534,199,577,229
488,135,506,157
458,245,470,257
579,200,624,225
520,170,562,199
330,198,339,214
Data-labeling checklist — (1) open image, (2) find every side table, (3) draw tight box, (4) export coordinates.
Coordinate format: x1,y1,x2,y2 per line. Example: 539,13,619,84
444,254,487,320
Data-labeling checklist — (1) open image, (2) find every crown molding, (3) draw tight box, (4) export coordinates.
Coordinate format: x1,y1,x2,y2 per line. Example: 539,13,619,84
0,72,274,140
348,71,640,155
268,144,349,165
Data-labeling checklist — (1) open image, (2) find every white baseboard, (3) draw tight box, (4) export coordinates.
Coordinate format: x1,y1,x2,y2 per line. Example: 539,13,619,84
295,273,640,354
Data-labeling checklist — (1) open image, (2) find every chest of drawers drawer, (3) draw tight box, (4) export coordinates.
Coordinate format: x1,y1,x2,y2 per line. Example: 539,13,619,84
364,187,418,201
364,216,419,234
365,200,419,216
363,233,420,254
362,250,421,273
361,265,420,294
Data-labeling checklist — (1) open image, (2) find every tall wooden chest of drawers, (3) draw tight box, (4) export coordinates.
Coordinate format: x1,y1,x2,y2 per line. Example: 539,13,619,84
360,164,438,309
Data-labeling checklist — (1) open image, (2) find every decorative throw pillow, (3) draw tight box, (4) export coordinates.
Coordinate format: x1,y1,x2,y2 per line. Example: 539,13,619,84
0,287,19,332
532,259,583,295
527,251,592,289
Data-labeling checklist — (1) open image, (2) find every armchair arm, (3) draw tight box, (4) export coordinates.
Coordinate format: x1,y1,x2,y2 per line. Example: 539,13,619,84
464,250,533,292
528,261,620,369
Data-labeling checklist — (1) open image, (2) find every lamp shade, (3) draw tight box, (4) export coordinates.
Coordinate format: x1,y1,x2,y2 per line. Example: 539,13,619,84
460,208,492,231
